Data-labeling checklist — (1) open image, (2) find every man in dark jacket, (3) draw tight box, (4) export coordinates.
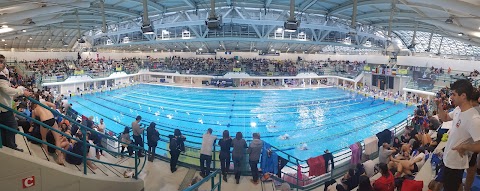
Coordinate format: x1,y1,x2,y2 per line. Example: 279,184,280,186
247,133,263,184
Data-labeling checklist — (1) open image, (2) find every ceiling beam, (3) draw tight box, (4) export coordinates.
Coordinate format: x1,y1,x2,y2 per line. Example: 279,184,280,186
90,6,141,17
328,0,391,15
61,15,121,22
356,11,418,20
299,0,318,12
264,0,273,8
182,0,196,8
121,0,165,13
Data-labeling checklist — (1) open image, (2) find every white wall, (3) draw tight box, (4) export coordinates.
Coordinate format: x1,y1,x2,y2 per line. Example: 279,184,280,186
0,51,76,61
397,56,480,71
0,149,143,191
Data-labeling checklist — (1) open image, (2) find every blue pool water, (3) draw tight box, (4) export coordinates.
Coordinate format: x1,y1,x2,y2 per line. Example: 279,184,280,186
70,84,414,160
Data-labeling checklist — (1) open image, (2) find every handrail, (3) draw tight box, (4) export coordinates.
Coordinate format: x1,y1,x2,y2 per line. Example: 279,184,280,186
183,169,221,191
65,84,412,190
28,97,145,154
26,98,147,174
70,100,212,161
27,97,147,178
0,101,143,178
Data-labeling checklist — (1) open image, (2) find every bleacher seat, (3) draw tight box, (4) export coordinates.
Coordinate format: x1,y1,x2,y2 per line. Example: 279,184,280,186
363,160,376,178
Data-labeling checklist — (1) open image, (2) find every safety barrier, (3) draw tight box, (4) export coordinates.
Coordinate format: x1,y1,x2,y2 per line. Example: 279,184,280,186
0,97,147,179
183,169,222,191
68,94,409,191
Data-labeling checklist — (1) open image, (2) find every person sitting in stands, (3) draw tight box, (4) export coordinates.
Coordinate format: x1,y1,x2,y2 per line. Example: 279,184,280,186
358,175,373,191
373,163,394,191
392,137,402,151
379,143,396,164
341,168,359,190
388,148,425,177
65,129,97,170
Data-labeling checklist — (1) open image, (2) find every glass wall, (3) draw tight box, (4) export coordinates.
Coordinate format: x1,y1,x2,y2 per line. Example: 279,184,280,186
394,30,480,56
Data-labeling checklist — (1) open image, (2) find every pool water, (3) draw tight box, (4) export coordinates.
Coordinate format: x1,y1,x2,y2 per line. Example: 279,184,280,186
71,84,414,160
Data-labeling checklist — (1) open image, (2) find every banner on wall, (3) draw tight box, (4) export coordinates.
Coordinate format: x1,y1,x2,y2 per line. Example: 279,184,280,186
267,72,274,76
233,68,242,72
363,66,371,71
116,66,123,71
398,69,408,75
73,70,84,75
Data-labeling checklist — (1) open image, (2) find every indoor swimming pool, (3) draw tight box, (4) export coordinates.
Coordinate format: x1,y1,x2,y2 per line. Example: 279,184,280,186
70,84,414,160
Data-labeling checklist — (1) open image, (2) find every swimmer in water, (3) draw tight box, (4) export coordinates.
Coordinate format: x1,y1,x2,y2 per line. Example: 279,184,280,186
300,143,308,150
280,133,290,140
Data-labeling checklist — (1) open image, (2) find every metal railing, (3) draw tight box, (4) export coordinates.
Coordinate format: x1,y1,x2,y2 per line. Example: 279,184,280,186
68,88,410,191
183,169,222,191
0,97,147,179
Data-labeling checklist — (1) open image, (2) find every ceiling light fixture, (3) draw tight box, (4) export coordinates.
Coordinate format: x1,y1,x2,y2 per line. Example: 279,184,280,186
22,29,26,32
458,32,464,36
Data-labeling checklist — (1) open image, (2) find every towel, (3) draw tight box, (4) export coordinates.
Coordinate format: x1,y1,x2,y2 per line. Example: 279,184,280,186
350,143,360,165
364,136,379,155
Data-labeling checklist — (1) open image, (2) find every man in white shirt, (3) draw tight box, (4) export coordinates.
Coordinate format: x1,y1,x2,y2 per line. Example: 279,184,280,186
452,90,480,191
199,128,217,177
0,55,32,151
437,79,480,191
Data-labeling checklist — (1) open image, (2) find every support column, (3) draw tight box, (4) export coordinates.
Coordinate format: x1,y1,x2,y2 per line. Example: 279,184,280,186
261,79,264,86
302,79,305,87
191,77,193,84
309,78,311,85
426,32,433,52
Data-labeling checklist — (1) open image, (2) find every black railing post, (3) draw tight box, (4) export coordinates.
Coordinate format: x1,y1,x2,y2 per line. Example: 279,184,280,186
296,159,299,191
81,126,87,175
134,147,139,179
213,143,216,170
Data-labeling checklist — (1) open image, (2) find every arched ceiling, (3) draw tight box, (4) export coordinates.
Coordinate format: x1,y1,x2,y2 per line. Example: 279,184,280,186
0,0,479,54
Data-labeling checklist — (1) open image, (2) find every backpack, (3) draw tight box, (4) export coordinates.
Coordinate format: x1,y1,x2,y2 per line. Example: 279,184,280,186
169,137,179,151
150,130,160,142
